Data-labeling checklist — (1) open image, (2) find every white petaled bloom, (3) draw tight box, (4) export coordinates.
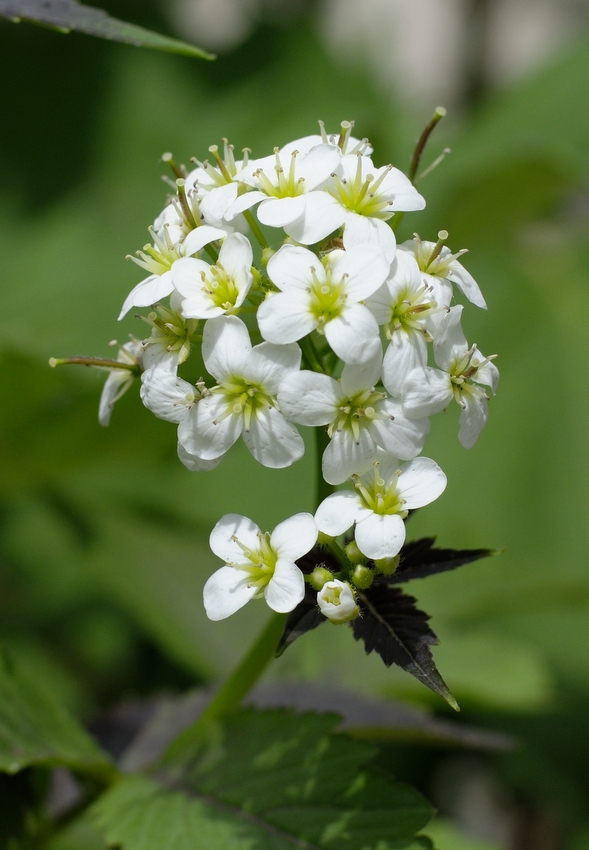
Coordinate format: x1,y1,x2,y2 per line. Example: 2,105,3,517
284,154,425,261
172,232,253,320
317,580,359,624
178,315,304,468
403,306,499,448
118,223,228,320
315,452,447,561
400,234,487,309
224,142,342,231
278,348,429,485
98,339,143,426
286,119,373,157
190,140,255,230
203,513,318,620
259,244,389,365
366,250,452,397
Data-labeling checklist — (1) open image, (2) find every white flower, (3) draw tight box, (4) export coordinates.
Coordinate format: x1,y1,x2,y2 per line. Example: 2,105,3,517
402,306,499,448
172,232,253,319
400,233,487,309
258,244,389,365
366,250,452,397
178,315,304,468
203,512,318,620
317,580,359,624
277,348,429,485
118,224,228,320
284,154,425,261
315,452,447,561
224,142,342,230
98,339,143,426
141,292,199,369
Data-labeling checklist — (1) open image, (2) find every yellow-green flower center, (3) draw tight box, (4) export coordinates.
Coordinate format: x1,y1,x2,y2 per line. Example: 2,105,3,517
354,463,407,517
213,377,275,430
201,262,240,311
328,387,388,442
231,531,277,594
329,156,395,220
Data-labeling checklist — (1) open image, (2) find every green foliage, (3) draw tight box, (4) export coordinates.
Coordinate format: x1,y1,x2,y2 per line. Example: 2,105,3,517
0,0,214,58
0,648,112,776
95,709,433,850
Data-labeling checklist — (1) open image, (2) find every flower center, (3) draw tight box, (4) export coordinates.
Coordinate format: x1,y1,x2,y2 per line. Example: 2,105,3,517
308,265,348,327
141,304,199,365
231,531,277,595
328,388,389,441
328,155,395,220
213,377,275,430
384,284,438,340
254,149,305,199
322,584,344,606
128,225,182,276
353,462,407,517
200,261,240,311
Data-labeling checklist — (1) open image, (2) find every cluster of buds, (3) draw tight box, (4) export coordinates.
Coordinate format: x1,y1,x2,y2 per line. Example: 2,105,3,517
57,120,498,625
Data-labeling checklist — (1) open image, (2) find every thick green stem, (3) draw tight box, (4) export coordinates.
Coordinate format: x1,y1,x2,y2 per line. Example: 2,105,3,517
192,612,287,728
300,336,326,374
243,209,268,248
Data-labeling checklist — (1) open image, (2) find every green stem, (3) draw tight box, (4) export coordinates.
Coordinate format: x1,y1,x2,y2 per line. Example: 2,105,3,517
243,209,268,248
300,336,326,374
191,612,287,728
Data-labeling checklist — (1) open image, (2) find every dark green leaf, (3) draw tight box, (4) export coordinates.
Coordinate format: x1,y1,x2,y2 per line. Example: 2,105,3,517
0,0,214,58
391,538,495,584
95,709,432,850
0,648,113,776
275,584,326,657
352,586,459,711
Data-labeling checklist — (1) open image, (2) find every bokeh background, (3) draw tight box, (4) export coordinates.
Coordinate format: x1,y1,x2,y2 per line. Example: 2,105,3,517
2,1,589,847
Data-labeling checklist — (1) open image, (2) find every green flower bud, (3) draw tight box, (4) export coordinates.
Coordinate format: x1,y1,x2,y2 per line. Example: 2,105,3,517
351,564,373,589
308,566,334,591
374,555,400,576
344,540,366,565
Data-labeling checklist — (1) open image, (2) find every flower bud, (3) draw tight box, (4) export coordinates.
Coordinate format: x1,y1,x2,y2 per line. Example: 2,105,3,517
351,564,373,589
317,580,359,624
374,555,400,576
344,540,365,565
309,566,334,591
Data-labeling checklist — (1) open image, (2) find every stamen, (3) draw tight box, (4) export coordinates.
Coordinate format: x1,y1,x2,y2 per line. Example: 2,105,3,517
161,152,185,181
426,230,449,268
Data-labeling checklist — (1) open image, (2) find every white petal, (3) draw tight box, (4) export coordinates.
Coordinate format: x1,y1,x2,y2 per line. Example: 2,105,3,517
403,368,452,418
433,306,467,371
257,196,306,228
315,491,369,536
371,401,429,460
355,513,406,560
267,245,324,292
296,143,342,189
209,513,262,562
398,457,447,508
340,347,382,397
381,332,427,398
277,371,340,427
118,272,173,320
182,225,228,256
177,443,222,472
343,215,397,263
284,191,348,244
264,560,305,613
225,190,267,221
217,232,253,279
242,406,304,468
140,371,196,423
329,244,390,302
476,359,499,394
172,256,211,299
243,342,302,394
270,513,318,561
322,426,376,485
203,566,258,621
98,371,133,426
257,292,315,344
179,395,242,459
324,304,381,365
447,259,487,309
202,315,252,381
199,183,239,227
458,392,488,448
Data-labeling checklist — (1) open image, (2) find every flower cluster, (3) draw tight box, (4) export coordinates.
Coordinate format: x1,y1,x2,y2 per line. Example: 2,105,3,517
91,120,497,625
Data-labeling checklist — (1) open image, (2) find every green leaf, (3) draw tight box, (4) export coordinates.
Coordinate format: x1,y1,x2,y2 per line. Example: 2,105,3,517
95,709,432,850
391,538,495,584
0,648,113,776
0,0,215,59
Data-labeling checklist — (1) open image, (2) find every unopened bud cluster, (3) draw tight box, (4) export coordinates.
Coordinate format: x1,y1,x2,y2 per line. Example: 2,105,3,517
61,120,498,624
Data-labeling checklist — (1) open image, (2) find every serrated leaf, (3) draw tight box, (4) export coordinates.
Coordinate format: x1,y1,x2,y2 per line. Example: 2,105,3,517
352,586,459,711
0,0,215,59
392,538,494,584
95,709,432,850
0,649,113,776
275,584,326,657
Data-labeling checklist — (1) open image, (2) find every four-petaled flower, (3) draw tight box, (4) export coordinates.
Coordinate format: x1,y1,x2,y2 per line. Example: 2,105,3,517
203,512,318,620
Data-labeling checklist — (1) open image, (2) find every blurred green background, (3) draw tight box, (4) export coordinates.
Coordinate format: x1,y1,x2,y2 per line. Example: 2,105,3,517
1,1,589,848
